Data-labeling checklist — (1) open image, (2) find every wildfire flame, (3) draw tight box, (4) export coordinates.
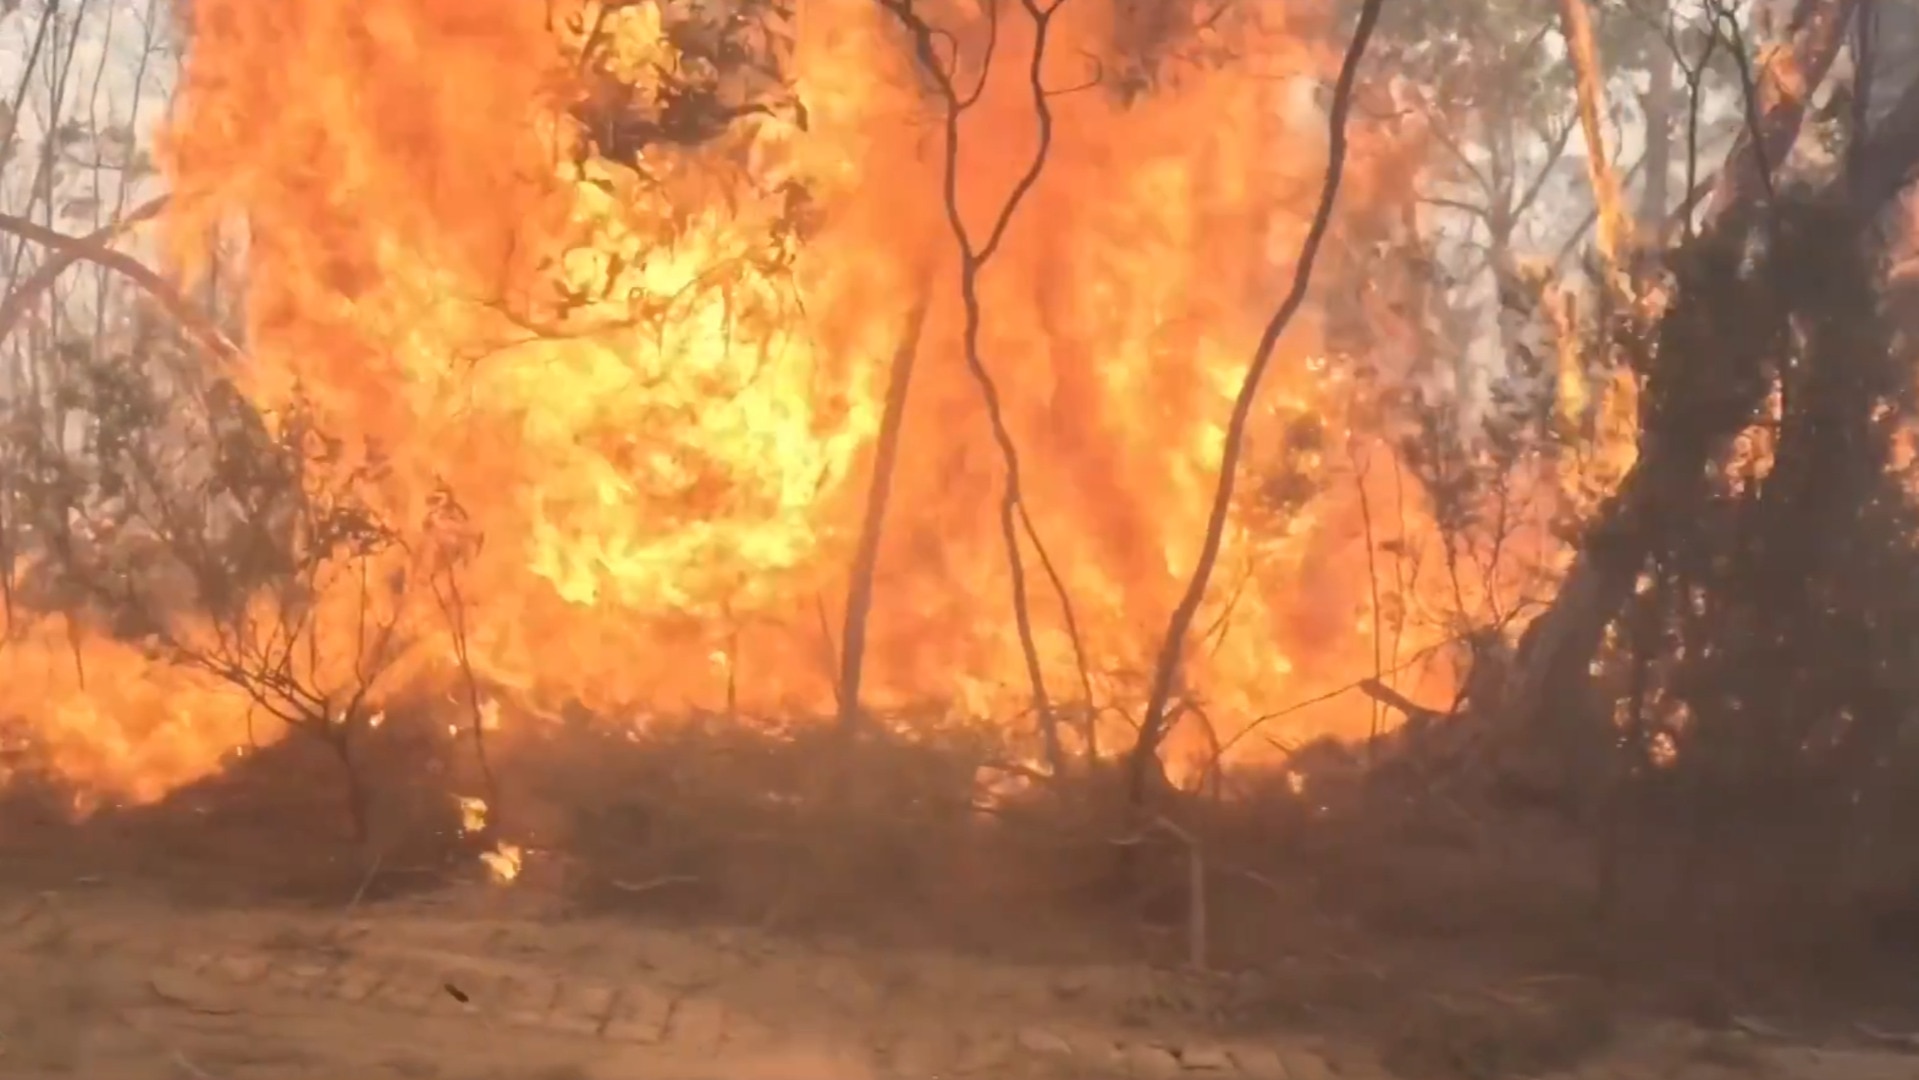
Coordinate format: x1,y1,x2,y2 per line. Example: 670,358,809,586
3,0,1589,806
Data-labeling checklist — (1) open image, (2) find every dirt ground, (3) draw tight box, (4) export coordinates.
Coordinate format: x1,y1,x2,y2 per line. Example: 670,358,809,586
0,878,1912,1080
5,723,1919,1080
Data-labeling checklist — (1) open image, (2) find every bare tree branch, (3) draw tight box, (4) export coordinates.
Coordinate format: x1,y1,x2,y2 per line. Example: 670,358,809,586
1128,0,1389,809
876,0,1099,771
0,206,238,363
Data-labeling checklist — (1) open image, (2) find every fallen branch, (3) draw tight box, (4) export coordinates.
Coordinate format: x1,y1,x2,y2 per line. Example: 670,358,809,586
608,873,700,895
1356,676,1447,725
1190,627,1483,790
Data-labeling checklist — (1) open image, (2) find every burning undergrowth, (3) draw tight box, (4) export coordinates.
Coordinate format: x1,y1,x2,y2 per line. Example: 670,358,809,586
14,0,1919,1046
0,684,1577,968
0,698,472,902
0,631,1567,920
41,0,1460,794
0,0,1501,912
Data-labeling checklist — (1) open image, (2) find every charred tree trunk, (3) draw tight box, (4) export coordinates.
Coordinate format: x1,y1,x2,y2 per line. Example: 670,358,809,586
323,719,371,846
835,280,934,732
1507,0,1891,741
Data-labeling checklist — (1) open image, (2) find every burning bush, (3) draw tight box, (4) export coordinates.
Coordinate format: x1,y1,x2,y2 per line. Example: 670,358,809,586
5,0,1919,1022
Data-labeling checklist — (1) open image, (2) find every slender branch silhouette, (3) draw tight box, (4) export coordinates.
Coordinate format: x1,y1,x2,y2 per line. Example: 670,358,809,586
0,207,238,363
1128,0,1389,808
877,0,1099,772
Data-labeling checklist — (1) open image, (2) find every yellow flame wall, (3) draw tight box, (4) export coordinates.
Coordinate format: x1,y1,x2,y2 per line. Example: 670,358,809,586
7,0,1499,801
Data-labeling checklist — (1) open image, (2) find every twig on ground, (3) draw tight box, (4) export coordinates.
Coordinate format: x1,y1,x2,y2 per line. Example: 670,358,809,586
1855,1021,1919,1050
607,874,699,895
1730,1014,1791,1041
344,849,387,914
170,1048,222,1079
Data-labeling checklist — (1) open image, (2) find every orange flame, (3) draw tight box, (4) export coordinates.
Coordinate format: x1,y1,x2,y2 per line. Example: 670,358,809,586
8,0,1500,803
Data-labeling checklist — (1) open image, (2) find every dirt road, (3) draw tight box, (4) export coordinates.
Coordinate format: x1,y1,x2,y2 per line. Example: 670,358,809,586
0,887,1909,1080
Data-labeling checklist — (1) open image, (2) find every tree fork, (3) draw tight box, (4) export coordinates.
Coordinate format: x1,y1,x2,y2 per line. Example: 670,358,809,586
877,0,1099,772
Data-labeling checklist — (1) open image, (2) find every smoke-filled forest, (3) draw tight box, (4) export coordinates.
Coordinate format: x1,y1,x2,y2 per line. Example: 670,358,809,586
5,0,1919,1073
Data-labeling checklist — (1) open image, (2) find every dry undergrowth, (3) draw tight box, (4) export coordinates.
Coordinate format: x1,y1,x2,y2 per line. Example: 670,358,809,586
7,702,1919,1078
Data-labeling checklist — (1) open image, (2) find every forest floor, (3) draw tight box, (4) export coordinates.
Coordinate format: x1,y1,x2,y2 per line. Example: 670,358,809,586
6,723,1919,1080
0,877,1914,1080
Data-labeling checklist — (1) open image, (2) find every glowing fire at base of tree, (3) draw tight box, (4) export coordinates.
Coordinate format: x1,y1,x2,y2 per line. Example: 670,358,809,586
0,0,1630,812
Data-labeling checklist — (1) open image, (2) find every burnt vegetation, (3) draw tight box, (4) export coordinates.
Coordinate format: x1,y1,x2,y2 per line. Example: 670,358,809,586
9,0,1919,1065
